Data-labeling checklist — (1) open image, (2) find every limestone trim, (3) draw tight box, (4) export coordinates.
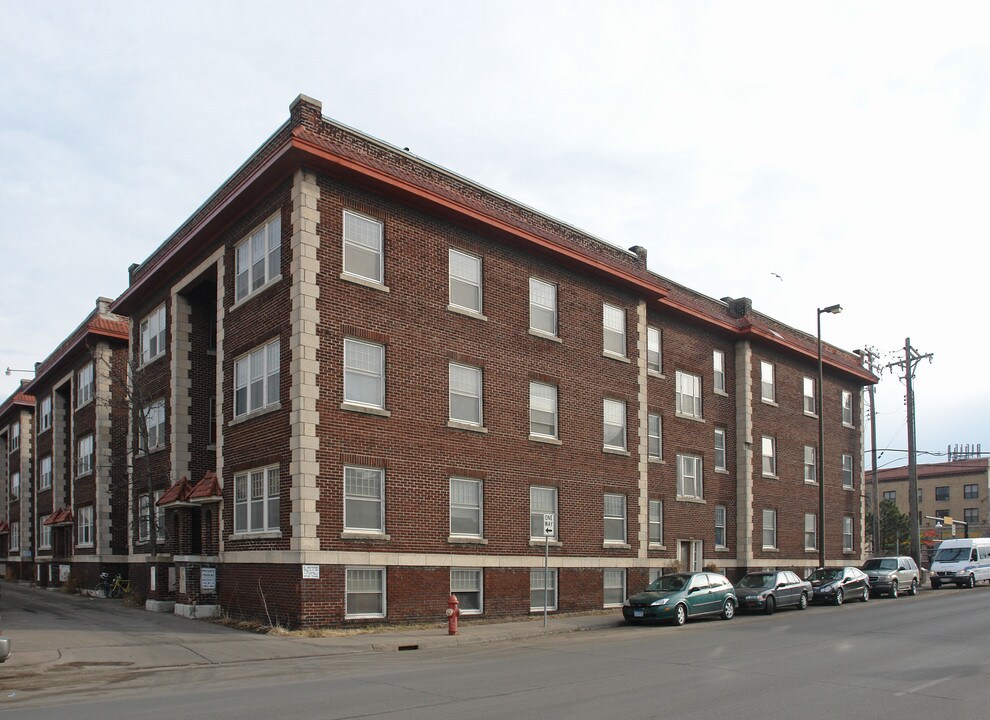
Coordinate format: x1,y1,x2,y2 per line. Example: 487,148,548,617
170,292,192,482
735,340,754,569
93,341,114,556
216,252,227,553
636,299,650,559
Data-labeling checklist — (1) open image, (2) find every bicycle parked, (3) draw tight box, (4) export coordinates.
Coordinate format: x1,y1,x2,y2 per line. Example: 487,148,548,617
95,572,131,599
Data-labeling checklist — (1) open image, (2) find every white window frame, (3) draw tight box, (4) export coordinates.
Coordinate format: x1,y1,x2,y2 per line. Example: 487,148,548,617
10,521,19,551
345,566,386,619
40,395,52,432
803,377,816,415
7,422,17,452
713,350,726,393
842,515,854,552
648,499,663,546
677,454,703,500
343,466,385,534
530,486,558,540
675,371,702,419
805,513,817,550
604,493,626,544
603,568,626,608
233,466,281,534
39,454,53,491
842,454,854,489
842,390,854,426
529,382,558,439
451,568,483,615
448,362,483,426
648,413,662,460
38,516,52,551
449,477,483,538
77,362,94,407
715,505,727,548
760,361,775,403
343,338,385,409
141,304,167,365
11,471,20,499
804,445,817,483
77,434,94,477
342,210,383,285
714,427,727,471
647,326,662,373
144,399,166,452
530,568,557,611
762,436,777,477
603,398,627,451
77,506,94,547
235,212,282,302
529,277,557,336
762,509,777,550
448,247,482,313
233,339,280,418
602,303,626,357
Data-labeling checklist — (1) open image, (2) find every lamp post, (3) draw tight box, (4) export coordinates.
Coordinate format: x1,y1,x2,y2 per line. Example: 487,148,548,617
817,304,842,569
5,367,34,376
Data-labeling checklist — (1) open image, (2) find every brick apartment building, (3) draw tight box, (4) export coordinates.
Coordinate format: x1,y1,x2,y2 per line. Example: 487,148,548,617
2,95,876,627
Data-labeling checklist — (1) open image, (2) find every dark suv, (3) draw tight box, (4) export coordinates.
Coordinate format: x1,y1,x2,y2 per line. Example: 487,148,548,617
862,556,919,598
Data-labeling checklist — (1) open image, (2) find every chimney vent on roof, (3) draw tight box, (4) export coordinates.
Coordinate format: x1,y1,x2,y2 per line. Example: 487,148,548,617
290,94,323,130
128,263,139,285
722,296,753,319
628,245,648,265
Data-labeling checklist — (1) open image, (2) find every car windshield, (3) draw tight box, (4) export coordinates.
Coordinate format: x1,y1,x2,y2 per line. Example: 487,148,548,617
808,568,841,582
646,574,689,592
863,559,896,571
737,573,775,589
934,548,969,562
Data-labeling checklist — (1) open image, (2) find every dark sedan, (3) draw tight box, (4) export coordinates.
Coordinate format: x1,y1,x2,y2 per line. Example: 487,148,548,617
808,566,870,605
734,570,812,614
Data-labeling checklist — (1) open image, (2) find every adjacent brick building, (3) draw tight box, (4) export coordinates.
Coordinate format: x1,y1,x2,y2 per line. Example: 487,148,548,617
2,95,876,627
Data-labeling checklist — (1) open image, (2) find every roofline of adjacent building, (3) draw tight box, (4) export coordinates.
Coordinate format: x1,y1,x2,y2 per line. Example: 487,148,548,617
0,381,34,420
877,458,990,483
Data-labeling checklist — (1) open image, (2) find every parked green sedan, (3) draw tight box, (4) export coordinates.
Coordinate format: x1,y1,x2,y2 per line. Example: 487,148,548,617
623,572,737,626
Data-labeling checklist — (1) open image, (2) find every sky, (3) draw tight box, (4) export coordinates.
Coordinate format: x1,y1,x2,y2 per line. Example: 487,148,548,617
1,1,987,471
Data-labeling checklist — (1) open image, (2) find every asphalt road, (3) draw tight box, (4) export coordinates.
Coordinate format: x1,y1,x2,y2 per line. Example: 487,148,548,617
4,583,990,719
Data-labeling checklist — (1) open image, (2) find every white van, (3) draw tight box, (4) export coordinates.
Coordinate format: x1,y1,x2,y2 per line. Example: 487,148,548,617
930,538,990,588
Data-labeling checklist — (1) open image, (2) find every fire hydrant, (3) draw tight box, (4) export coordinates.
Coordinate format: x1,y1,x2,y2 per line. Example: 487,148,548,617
446,593,460,635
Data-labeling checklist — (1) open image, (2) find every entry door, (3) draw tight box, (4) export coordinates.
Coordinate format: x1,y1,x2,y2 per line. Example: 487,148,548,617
679,540,703,572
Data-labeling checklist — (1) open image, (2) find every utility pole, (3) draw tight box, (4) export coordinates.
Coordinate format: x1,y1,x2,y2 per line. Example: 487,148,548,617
858,347,881,555
886,338,934,568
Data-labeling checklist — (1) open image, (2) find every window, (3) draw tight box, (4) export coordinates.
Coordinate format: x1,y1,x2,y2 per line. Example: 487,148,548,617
604,569,625,607
804,446,816,483
935,509,950,519
647,327,662,373
604,494,626,543
450,478,482,537
77,506,94,547
529,278,557,336
138,492,165,543
530,568,557,611
342,210,383,284
530,486,557,539
762,509,777,549
917,489,923,503
343,339,385,409
762,436,777,476
603,398,626,450
713,350,725,393
842,515,853,552
760,361,775,402
803,377,816,415
141,304,167,364
935,486,949,501
842,454,854,488
648,500,663,545
964,508,979,525
882,490,896,501
677,454,703,500
39,455,52,491
10,521,19,551
343,466,384,533
346,567,385,618
842,390,854,426
235,213,281,301
77,434,94,476
648,414,662,460
38,517,52,551
964,484,979,500
715,505,727,548
529,382,558,438
449,248,482,313
144,399,166,451
714,428,726,471
602,303,626,357
805,513,817,550
77,362,94,407
234,339,280,417
233,466,280,534
7,422,17,452
449,363,483,426
10,471,19,499
40,395,52,432
451,569,483,614
675,371,702,419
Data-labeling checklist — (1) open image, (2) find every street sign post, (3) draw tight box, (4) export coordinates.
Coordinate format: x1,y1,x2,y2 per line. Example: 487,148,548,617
543,513,555,628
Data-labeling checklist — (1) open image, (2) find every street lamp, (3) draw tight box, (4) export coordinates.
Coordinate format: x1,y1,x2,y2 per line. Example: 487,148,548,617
817,304,842,569
5,367,34,376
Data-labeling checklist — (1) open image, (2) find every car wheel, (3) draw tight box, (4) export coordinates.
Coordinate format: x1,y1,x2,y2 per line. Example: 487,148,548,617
889,580,898,599
908,579,918,596
672,604,687,626
967,574,976,589
931,578,941,589
721,599,735,620
763,595,776,616
798,592,809,610
834,588,844,606
861,586,870,603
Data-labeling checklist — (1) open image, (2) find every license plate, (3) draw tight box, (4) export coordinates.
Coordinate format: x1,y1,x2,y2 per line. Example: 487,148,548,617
633,610,644,618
